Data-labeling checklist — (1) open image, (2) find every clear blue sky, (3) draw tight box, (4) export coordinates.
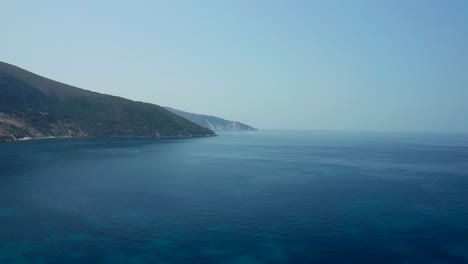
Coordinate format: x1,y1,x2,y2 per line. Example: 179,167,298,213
2,0,468,132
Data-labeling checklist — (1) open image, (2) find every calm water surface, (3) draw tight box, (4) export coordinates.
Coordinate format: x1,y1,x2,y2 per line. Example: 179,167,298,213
1,131,468,263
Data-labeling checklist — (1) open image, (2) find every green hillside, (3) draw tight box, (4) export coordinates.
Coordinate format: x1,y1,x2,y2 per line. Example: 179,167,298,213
0,61,215,141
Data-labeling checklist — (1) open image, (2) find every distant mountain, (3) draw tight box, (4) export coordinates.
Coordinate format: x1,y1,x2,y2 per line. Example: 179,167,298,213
165,107,257,131
0,61,215,142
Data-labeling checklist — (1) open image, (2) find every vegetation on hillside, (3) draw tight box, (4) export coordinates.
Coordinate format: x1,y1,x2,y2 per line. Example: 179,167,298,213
0,61,215,141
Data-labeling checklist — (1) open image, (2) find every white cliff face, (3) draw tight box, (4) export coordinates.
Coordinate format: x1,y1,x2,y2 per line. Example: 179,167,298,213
206,121,250,131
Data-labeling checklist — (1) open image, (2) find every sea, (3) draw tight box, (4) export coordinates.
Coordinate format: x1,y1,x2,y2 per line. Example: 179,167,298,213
1,130,468,264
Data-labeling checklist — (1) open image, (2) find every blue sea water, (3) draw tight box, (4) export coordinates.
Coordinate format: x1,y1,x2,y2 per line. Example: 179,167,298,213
1,131,468,264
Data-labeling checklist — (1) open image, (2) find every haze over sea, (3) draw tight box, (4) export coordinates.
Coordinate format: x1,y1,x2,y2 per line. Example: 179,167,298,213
2,131,468,263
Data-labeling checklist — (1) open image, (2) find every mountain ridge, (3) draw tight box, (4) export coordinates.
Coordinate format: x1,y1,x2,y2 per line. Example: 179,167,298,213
0,61,216,142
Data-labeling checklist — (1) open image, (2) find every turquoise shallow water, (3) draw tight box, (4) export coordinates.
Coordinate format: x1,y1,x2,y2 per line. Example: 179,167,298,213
1,131,468,263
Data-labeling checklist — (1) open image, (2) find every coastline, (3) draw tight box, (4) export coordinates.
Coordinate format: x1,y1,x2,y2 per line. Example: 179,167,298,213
1,133,218,143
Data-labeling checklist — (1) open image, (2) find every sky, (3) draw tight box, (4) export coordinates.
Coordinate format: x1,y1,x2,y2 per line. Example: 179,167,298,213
2,0,468,132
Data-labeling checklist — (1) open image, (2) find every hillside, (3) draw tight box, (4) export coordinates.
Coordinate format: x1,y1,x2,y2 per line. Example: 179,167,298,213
0,61,215,142
165,107,256,131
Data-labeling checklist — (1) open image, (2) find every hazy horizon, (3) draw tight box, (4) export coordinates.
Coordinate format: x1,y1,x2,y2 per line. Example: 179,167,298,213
2,1,468,133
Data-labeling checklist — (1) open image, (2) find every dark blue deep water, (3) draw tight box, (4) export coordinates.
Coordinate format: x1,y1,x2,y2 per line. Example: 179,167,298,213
2,131,468,264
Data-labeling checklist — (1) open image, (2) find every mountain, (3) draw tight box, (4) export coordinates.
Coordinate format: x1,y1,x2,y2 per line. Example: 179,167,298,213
0,61,215,142
164,107,257,131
